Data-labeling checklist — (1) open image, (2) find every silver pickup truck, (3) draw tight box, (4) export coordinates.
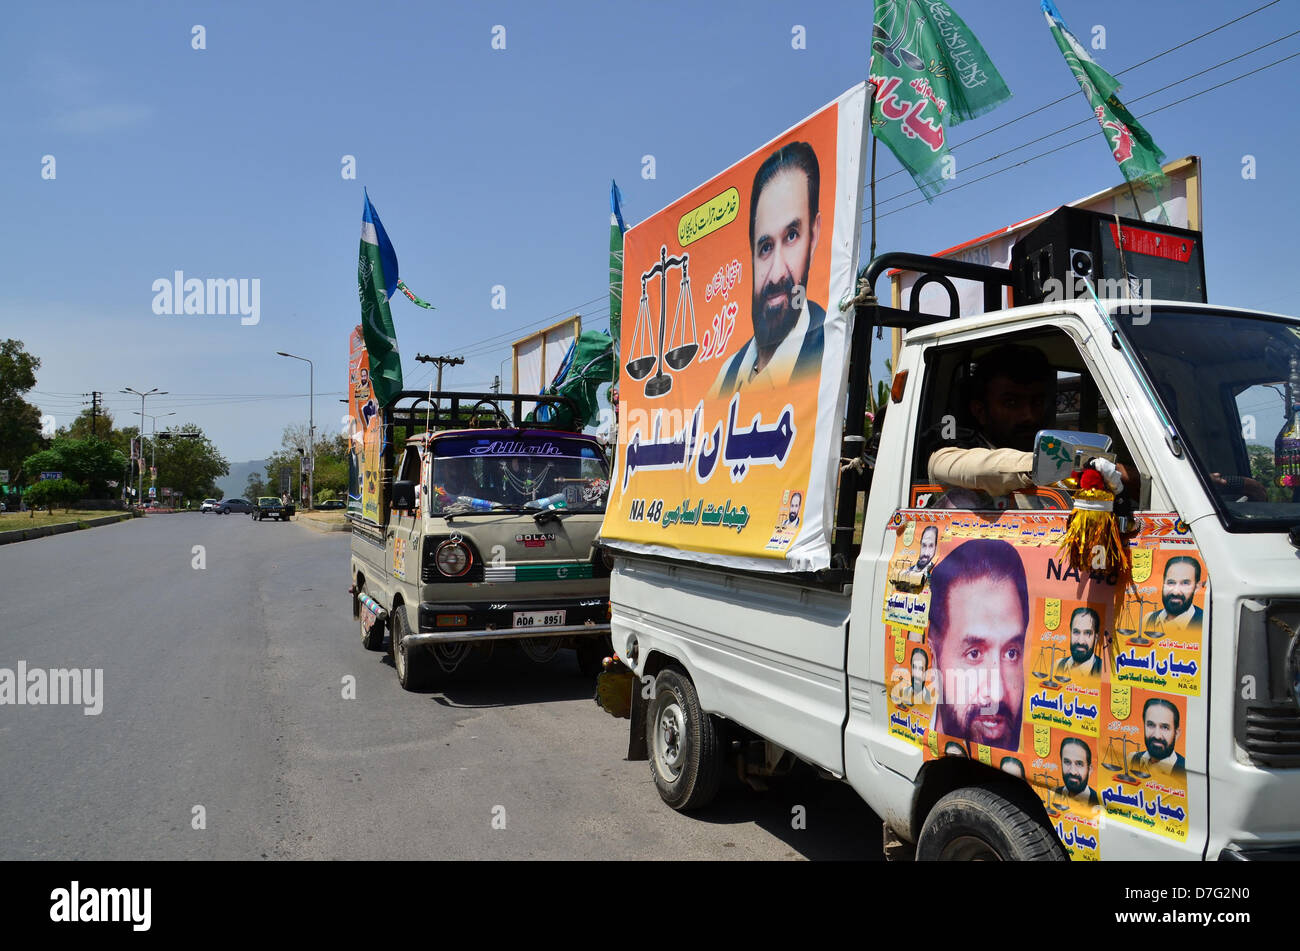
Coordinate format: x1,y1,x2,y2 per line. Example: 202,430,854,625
349,392,613,690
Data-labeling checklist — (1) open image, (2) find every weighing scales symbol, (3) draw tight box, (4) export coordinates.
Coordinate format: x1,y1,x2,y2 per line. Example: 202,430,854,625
625,245,699,398
1101,736,1150,785
1034,771,1070,818
1031,643,1072,689
1117,589,1162,647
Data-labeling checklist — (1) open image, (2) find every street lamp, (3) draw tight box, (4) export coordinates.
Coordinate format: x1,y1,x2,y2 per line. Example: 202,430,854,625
122,387,167,506
276,352,314,509
137,411,176,504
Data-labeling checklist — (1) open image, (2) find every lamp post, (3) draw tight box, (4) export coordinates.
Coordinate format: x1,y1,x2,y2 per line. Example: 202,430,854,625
276,352,314,509
122,387,167,506
137,412,176,499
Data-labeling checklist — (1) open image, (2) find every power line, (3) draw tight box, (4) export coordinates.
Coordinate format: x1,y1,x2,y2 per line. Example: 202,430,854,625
870,0,1286,188
868,29,1300,215
870,48,1300,224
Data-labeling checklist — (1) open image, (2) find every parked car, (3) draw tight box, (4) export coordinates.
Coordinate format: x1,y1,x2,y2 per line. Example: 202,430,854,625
200,498,218,513
253,497,294,521
218,498,252,514
316,499,345,511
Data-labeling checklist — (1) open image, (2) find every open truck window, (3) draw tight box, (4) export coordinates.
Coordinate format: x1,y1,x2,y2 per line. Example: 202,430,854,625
912,327,1141,511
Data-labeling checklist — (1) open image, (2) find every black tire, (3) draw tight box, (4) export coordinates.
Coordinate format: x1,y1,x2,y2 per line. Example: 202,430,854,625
915,784,1066,861
646,667,723,811
392,604,434,690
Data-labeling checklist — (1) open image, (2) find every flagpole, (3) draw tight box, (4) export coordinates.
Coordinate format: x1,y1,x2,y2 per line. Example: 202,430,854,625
868,82,879,263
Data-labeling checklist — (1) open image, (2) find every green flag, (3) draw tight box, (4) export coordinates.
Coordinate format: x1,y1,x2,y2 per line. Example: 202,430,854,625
609,180,626,384
870,0,1012,201
358,191,404,407
1042,0,1167,190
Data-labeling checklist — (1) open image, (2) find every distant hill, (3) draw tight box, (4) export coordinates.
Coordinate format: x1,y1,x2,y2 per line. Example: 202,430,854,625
216,460,267,500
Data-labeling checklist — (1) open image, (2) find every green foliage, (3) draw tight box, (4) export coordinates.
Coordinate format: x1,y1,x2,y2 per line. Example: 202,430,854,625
0,339,44,481
23,436,126,498
24,478,86,513
152,423,229,501
1247,445,1291,503
263,426,348,501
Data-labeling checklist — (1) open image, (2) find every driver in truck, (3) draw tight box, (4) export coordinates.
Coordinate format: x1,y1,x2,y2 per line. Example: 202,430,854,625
927,342,1136,502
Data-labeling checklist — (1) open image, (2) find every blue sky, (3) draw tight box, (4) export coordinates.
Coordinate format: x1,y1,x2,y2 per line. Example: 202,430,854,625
4,0,1298,462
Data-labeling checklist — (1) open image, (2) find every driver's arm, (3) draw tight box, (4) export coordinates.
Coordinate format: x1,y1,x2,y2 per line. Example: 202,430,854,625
928,446,1034,496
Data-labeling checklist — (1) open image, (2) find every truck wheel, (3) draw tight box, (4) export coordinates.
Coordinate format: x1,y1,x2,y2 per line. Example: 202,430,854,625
392,604,434,690
647,668,722,811
916,785,1065,861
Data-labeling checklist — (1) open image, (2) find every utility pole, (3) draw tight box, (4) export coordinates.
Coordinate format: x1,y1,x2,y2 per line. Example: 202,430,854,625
414,354,464,393
84,391,103,437
276,352,314,509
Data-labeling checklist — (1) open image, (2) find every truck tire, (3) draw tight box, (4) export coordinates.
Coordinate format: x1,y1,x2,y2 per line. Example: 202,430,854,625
392,604,434,690
647,667,723,811
915,784,1065,861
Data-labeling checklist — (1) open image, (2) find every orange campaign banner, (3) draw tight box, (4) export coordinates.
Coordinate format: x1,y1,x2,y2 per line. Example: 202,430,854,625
602,83,869,571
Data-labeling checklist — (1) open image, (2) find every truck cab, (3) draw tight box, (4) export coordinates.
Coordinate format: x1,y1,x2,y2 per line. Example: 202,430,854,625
350,391,613,690
603,247,1300,860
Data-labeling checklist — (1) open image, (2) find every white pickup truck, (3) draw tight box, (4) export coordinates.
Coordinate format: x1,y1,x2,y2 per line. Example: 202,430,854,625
600,227,1300,861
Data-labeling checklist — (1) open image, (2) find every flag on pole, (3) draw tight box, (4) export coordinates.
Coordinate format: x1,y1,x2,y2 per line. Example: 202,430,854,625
609,180,627,383
869,0,1012,201
358,189,405,407
1041,0,1167,191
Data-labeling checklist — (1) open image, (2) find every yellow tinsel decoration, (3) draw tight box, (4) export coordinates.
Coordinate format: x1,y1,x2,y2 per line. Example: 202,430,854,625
1058,486,1131,580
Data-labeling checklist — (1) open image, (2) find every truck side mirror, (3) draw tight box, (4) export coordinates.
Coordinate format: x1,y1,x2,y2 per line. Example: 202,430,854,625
1031,430,1115,486
391,480,418,512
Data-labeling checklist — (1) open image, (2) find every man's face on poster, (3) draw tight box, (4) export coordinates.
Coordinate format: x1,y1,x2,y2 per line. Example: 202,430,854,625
1161,561,1198,617
1070,611,1099,664
751,169,820,354
1061,740,1090,795
934,577,1026,748
910,649,927,696
917,527,938,569
1143,703,1180,761
787,492,802,525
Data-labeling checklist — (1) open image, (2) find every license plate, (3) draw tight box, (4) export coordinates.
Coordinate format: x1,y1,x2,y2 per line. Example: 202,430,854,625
513,610,565,628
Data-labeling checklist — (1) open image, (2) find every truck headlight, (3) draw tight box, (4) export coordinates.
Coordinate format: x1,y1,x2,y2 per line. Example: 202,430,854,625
435,539,472,577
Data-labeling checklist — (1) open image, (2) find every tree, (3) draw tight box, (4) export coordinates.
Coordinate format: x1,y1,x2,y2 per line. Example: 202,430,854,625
0,339,44,482
245,472,268,500
152,423,229,501
263,426,349,502
23,437,126,499
25,478,85,513
57,406,117,442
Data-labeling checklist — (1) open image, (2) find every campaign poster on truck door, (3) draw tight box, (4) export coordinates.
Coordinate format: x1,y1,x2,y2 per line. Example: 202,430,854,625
882,510,1205,858
600,83,869,572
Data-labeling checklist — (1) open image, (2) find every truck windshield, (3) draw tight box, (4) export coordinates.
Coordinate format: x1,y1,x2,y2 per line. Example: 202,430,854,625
428,434,610,515
1117,305,1300,532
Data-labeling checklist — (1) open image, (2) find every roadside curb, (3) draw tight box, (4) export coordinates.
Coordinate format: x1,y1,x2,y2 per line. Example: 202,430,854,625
0,512,139,546
296,516,351,534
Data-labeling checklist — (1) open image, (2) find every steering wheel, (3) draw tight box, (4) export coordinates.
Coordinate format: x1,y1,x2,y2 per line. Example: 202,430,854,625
469,399,511,428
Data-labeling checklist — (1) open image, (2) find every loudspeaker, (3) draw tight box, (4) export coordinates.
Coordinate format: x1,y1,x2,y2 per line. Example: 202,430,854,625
1011,205,1206,306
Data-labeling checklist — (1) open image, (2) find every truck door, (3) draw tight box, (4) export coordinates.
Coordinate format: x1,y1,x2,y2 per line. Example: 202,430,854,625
388,444,423,589
846,321,1204,860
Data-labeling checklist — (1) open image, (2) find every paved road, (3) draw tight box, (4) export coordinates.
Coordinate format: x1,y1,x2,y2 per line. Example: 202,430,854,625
0,514,880,860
